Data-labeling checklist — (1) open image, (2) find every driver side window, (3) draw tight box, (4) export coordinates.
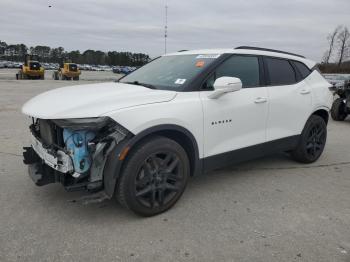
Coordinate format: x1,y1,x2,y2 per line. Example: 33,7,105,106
202,55,260,90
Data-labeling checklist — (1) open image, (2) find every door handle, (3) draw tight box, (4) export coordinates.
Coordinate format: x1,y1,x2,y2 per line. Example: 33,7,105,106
300,89,310,95
254,97,267,104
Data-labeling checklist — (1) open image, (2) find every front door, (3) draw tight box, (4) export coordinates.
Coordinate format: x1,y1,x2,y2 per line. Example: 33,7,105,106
200,55,268,159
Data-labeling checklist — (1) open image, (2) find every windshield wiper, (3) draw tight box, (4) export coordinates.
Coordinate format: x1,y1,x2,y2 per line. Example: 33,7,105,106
125,81,157,89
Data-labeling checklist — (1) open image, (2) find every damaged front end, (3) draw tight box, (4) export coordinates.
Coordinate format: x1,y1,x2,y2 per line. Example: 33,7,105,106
23,117,131,195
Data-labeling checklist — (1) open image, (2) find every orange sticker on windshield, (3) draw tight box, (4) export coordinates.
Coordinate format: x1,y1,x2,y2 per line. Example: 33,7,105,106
195,60,205,67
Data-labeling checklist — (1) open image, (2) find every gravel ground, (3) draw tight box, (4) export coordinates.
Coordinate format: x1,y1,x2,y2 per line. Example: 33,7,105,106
0,69,349,262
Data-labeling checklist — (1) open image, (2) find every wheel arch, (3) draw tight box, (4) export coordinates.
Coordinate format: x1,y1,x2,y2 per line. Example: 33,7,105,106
126,124,201,177
311,108,329,124
103,124,202,198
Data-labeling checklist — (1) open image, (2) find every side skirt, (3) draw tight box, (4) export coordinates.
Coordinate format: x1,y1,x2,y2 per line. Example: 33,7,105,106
202,135,300,172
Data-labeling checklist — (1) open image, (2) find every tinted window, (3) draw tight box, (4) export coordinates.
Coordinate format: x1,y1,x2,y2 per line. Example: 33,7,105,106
29,62,40,70
294,61,311,79
216,56,260,88
69,64,78,72
265,58,296,85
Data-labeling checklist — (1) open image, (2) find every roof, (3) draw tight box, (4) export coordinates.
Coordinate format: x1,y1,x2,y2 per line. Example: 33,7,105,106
165,47,315,69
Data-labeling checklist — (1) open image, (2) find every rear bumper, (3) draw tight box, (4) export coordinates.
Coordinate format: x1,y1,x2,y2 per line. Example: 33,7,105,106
64,72,81,77
24,70,44,76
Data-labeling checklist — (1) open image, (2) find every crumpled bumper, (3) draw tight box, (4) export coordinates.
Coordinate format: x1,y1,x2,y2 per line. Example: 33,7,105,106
23,147,56,186
22,121,130,197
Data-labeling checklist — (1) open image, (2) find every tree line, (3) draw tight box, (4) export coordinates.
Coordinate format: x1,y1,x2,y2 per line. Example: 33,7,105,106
0,41,151,66
320,25,350,73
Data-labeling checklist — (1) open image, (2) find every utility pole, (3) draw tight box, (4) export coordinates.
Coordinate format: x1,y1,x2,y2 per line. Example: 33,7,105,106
164,3,168,54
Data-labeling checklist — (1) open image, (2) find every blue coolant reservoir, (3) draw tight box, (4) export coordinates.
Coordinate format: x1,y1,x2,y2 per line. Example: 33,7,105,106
63,129,95,174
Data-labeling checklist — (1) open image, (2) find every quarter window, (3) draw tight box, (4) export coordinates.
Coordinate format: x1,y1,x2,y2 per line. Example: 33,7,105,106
293,61,311,79
265,58,296,85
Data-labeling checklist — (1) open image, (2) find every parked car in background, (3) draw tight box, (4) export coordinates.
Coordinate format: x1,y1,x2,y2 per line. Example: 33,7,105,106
327,74,350,121
324,74,350,88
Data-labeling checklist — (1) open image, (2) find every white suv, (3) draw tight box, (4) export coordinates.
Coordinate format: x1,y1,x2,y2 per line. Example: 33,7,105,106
22,46,333,216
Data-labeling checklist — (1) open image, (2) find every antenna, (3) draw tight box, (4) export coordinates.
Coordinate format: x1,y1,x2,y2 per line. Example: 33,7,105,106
164,3,168,54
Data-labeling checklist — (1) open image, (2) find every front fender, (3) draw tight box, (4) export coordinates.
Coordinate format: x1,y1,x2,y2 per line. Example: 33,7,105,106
102,124,202,198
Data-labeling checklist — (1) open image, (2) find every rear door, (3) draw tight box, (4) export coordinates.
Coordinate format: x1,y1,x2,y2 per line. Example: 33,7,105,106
264,57,312,141
200,55,268,158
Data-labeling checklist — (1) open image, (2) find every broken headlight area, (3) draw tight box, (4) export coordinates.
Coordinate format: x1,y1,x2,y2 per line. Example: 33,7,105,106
23,117,130,191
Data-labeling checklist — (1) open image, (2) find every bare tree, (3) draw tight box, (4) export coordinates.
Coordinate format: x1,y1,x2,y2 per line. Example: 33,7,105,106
323,25,341,64
337,26,350,66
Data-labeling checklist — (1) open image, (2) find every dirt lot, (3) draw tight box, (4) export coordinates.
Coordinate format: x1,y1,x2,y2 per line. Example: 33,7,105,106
0,69,349,262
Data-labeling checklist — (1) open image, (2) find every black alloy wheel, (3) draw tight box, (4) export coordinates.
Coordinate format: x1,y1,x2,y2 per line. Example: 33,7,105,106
305,122,326,159
135,151,184,208
291,115,327,163
116,136,190,216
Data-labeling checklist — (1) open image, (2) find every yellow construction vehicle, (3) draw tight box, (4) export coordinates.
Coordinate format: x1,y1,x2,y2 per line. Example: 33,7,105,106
16,55,45,80
53,62,81,80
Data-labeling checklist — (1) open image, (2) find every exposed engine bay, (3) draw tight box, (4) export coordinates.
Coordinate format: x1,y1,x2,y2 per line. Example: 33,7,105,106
23,117,130,193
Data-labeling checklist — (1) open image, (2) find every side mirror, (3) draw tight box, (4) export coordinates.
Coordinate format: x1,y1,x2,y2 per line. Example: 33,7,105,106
208,77,242,99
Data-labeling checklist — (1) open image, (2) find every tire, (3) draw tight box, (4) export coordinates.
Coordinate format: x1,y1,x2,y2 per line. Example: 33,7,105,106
116,136,190,216
40,75,44,80
331,98,347,121
73,76,79,81
291,115,327,163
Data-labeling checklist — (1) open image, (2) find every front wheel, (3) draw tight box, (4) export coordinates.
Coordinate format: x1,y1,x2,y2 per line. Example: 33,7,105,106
116,136,190,216
291,115,327,163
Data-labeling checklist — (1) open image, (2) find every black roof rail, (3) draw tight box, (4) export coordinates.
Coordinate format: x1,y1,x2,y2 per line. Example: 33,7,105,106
177,50,188,52
235,46,305,58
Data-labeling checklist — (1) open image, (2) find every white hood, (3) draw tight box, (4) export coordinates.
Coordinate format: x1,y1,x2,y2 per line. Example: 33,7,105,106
22,82,177,119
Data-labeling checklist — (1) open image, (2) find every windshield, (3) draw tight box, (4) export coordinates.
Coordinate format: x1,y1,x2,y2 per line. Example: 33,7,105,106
120,54,221,91
29,62,41,70
69,64,78,71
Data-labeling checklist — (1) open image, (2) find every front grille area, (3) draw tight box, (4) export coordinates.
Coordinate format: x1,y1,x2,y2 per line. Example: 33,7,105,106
36,119,64,147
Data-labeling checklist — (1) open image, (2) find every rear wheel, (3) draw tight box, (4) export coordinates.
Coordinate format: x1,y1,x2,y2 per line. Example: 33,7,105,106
116,136,190,216
53,71,59,80
73,76,79,81
291,115,327,163
17,71,23,79
331,98,347,121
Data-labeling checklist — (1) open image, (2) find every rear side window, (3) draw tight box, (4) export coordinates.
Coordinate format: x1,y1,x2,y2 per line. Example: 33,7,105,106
265,58,296,85
206,55,260,88
293,61,311,79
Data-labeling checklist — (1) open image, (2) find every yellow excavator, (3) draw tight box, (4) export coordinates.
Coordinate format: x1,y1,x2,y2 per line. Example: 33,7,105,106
53,62,81,80
16,55,45,80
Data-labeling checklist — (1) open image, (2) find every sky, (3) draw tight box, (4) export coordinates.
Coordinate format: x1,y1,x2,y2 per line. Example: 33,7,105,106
0,0,349,62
